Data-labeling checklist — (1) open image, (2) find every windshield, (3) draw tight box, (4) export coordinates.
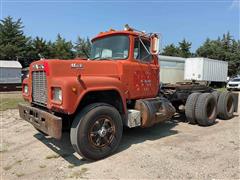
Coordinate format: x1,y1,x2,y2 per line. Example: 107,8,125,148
232,78,240,82
90,35,129,60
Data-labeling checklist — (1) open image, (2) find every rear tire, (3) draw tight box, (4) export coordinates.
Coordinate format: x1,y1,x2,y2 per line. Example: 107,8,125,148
70,103,123,160
195,93,217,126
185,93,201,124
212,91,220,102
217,91,235,120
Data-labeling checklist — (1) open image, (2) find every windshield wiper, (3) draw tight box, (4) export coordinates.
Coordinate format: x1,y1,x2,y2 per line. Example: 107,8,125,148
91,56,101,60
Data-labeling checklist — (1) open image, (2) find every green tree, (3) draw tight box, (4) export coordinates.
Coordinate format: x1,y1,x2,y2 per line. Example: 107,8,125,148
75,36,91,58
0,16,30,66
196,32,240,76
52,34,75,59
26,37,54,61
162,39,192,58
178,39,192,58
162,44,180,57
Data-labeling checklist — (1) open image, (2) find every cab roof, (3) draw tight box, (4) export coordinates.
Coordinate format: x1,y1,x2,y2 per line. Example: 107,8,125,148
92,30,147,42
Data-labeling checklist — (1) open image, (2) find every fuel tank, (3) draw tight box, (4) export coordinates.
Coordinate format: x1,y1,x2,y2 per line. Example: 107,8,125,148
135,97,176,128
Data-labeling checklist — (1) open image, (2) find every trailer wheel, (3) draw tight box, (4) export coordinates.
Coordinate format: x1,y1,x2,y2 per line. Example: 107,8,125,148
217,91,234,120
195,93,217,126
185,93,201,124
70,103,123,160
212,91,220,102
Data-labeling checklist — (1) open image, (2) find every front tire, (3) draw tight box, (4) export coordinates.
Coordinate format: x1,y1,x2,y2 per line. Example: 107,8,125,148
70,103,123,160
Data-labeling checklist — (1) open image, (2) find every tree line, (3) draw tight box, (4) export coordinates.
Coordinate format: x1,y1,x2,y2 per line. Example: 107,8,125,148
0,16,91,67
0,16,239,76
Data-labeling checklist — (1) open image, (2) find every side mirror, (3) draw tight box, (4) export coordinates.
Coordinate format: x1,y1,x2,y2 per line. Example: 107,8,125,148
150,35,160,55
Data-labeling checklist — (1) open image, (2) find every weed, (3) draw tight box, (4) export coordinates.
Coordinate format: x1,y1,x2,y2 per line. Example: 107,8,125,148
68,164,75,169
3,165,12,171
16,172,25,177
0,143,8,153
16,160,22,163
45,154,60,159
3,159,23,171
39,164,46,168
69,167,88,178
81,167,88,173
216,87,227,92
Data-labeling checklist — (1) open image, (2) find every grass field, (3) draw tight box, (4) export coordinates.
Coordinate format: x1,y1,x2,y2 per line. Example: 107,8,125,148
0,92,25,111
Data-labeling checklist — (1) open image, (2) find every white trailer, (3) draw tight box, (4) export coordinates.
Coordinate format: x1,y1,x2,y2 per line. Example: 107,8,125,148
0,60,22,84
0,60,22,91
184,58,228,82
159,55,186,84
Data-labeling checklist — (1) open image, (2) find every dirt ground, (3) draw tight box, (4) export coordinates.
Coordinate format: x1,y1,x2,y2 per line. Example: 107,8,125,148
0,93,240,179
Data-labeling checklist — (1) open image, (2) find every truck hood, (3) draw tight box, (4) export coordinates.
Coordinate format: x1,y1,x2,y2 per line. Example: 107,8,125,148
228,81,240,85
31,59,122,78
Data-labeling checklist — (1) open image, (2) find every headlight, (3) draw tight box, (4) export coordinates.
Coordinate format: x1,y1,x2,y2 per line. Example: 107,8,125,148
23,85,28,94
52,87,62,102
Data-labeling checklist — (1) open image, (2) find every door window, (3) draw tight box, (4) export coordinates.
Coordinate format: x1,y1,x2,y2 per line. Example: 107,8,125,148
134,38,152,62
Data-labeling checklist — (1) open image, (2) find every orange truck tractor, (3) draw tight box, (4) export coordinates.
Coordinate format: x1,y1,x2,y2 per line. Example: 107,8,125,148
19,25,239,160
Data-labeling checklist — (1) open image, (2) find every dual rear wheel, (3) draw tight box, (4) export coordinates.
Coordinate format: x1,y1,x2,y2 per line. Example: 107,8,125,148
185,91,235,126
217,91,235,120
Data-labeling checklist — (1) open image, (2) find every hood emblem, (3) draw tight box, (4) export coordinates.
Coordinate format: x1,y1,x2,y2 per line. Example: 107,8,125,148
33,64,44,70
71,63,84,69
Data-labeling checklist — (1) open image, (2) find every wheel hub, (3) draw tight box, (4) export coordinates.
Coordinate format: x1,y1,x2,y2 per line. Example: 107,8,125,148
98,127,107,137
89,117,115,148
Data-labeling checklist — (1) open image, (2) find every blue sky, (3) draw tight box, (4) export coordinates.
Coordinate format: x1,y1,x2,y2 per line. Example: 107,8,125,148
1,0,239,51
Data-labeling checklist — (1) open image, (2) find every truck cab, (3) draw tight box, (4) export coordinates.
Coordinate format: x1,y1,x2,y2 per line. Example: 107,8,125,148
21,29,160,113
19,27,167,160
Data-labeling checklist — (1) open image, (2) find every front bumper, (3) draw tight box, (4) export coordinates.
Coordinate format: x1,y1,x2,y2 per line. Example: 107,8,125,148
18,103,62,139
227,85,240,90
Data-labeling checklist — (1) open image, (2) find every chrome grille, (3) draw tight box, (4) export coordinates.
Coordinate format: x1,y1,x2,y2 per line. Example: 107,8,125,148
229,84,238,87
32,71,47,105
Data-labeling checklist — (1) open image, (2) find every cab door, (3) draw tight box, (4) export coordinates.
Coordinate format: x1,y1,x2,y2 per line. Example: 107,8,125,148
122,37,159,99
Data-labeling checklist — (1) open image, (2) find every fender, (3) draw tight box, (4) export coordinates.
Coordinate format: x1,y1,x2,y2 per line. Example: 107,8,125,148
49,75,127,115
